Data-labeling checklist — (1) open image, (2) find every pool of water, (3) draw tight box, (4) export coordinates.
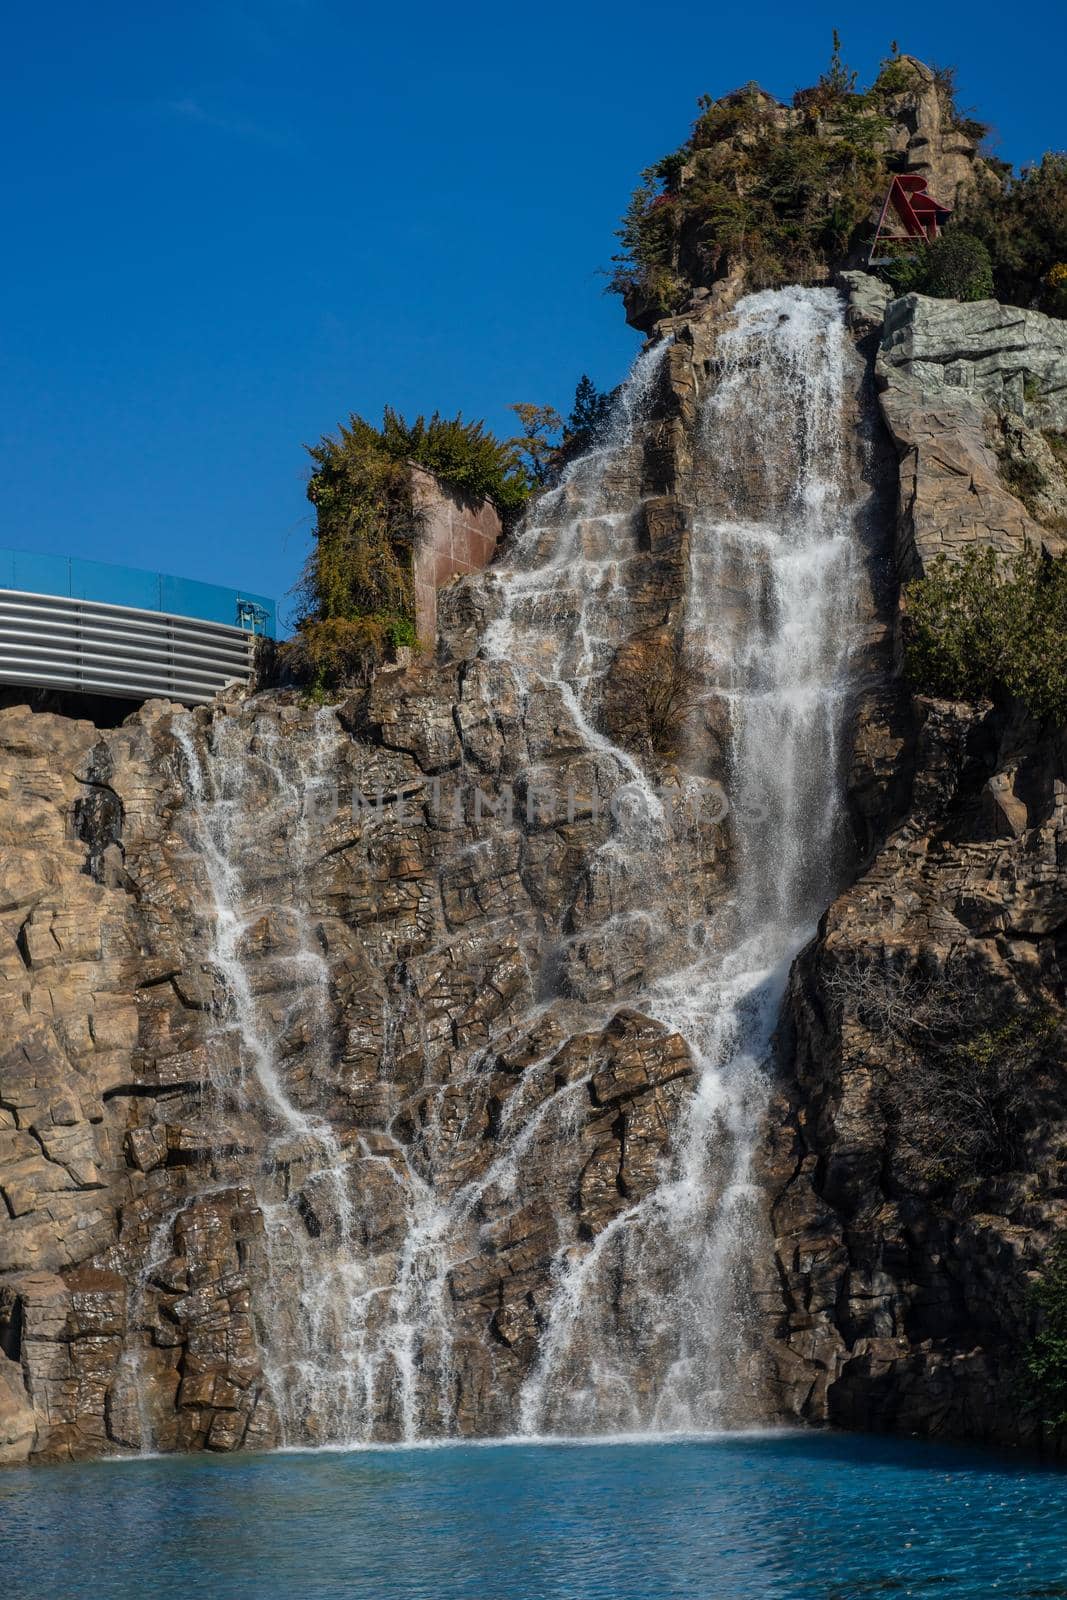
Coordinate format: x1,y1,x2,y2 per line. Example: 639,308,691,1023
1,1431,1064,1599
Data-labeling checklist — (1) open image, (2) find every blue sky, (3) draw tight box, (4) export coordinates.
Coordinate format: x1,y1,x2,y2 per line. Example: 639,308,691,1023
3,0,1064,629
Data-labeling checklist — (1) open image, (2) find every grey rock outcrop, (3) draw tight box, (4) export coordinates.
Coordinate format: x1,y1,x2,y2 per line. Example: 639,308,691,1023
872,286,1067,573
880,293,1067,430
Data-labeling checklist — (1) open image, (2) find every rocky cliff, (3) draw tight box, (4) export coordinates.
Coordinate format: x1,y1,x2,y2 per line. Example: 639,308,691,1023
619,52,997,333
0,330,723,1460
761,279,1067,1450
1,277,1065,1465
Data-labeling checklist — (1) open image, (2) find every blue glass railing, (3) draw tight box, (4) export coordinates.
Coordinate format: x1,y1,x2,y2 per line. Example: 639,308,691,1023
0,547,276,638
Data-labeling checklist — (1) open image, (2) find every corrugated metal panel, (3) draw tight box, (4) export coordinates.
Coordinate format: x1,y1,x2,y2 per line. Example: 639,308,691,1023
0,590,258,705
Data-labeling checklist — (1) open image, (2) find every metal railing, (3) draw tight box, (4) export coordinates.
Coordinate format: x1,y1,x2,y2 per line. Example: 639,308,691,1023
0,547,276,705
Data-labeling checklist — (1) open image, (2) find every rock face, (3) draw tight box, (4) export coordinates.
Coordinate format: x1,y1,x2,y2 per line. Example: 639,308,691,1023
875,291,1067,573
0,703,280,1458
0,278,1063,1464
758,281,1067,1451
0,319,740,1458
878,56,985,211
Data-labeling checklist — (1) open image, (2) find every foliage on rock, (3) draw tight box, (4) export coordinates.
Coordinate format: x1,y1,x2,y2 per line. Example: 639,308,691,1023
1047,263,1067,319
285,410,526,692
884,231,994,302
607,42,976,322
904,546,1067,725
612,39,1066,325
508,376,615,484
620,646,705,760
1024,1235,1067,1428
827,955,1062,1193
959,154,1067,317
507,403,564,487
281,615,415,694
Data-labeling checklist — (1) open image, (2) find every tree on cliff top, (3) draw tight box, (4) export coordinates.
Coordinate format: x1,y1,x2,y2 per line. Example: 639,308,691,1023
508,375,615,485
283,409,528,693
959,154,1067,312
609,37,900,324
610,39,1064,326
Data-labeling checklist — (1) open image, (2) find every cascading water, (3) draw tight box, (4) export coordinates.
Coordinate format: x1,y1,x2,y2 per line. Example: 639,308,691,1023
168,707,380,1445
157,285,861,1447
517,285,860,1432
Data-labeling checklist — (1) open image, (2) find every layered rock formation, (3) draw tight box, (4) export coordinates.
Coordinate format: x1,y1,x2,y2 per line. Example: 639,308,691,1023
0,331,731,1459
1,274,1064,1465
761,281,1067,1449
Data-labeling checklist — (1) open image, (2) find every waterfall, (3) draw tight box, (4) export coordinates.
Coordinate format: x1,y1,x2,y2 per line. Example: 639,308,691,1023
168,707,379,1445
153,285,860,1447
517,285,859,1433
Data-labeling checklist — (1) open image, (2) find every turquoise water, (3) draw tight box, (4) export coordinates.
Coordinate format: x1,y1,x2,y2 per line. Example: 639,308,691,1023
1,1432,1064,1599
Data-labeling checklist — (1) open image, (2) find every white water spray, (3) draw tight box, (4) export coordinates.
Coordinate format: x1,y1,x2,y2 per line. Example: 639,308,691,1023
518,285,860,1433
158,288,861,1446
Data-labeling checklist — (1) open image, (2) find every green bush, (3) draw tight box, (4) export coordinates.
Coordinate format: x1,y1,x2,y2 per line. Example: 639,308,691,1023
282,616,392,697
904,545,1067,724
1024,1235,1067,1427
959,154,1067,316
379,410,529,517
1047,263,1067,318
885,231,994,301
284,409,527,692
869,53,923,99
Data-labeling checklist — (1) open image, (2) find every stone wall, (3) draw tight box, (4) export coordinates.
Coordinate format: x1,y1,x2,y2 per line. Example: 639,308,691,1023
409,465,501,646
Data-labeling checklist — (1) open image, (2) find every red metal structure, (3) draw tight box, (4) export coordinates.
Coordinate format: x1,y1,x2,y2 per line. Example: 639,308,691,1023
867,173,952,266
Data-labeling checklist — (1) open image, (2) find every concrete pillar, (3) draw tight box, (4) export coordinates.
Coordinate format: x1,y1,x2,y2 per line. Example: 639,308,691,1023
409,465,502,646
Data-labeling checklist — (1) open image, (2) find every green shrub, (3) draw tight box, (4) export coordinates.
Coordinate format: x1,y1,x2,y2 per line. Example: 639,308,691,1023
1024,1235,1067,1427
869,53,922,99
885,231,994,301
904,545,1067,724
1045,262,1067,318
281,616,391,697
959,154,1067,316
379,410,529,517
284,409,527,692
